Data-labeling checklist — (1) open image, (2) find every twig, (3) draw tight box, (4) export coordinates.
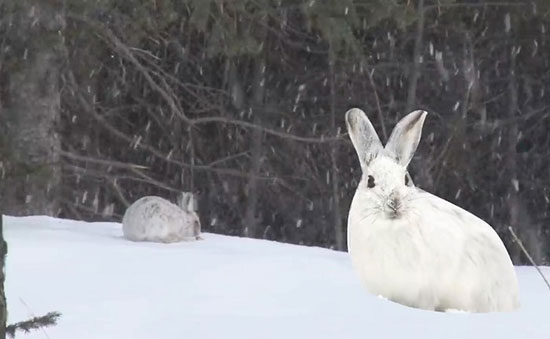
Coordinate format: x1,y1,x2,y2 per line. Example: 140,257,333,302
107,177,131,208
423,2,526,11
207,151,249,167
190,116,344,144
366,68,387,142
60,150,149,170
127,167,179,193
60,197,124,219
508,226,550,292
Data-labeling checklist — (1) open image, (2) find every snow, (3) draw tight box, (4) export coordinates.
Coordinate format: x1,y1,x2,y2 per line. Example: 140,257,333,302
5,215,550,339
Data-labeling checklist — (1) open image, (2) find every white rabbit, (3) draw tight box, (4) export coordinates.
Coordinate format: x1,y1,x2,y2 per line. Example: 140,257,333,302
345,108,519,313
122,192,202,243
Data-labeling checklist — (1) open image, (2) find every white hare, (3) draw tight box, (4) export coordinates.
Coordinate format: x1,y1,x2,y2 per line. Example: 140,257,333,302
122,192,201,243
345,108,519,313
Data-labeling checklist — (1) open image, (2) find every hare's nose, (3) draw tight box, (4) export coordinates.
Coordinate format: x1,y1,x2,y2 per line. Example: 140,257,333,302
385,194,402,219
388,198,399,209
386,191,401,210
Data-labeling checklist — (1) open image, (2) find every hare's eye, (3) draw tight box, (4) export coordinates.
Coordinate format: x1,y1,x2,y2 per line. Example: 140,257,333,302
405,175,410,186
367,175,375,188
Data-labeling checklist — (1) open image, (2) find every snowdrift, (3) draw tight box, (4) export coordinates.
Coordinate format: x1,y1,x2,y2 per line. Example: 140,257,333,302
5,216,550,338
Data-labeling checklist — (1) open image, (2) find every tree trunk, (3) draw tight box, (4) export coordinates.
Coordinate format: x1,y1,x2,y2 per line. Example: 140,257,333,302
404,0,433,191
0,216,6,338
243,57,266,238
329,61,344,251
505,46,542,264
405,0,425,113
0,1,64,216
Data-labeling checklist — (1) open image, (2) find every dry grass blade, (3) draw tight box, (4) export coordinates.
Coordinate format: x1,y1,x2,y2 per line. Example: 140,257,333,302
508,226,550,292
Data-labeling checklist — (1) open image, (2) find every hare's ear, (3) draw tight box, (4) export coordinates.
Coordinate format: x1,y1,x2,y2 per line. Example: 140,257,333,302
345,108,383,169
177,192,190,212
187,193,197,212
385,110,427,167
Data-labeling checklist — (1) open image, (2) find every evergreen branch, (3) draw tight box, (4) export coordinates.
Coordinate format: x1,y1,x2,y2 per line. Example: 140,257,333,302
6,312,61,338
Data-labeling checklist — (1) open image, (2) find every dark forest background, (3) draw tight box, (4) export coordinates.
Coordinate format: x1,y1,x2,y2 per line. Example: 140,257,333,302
1,0,549,265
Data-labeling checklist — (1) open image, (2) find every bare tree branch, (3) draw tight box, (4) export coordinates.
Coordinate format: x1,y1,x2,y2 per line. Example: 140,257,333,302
191,116,343,143
67,13,192,125
60,150,149,170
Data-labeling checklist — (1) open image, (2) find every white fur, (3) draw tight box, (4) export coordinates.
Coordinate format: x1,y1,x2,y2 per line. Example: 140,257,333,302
346,108,519,313
122,194,201,243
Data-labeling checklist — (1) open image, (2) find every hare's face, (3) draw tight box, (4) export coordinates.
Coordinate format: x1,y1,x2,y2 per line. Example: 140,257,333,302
346,108,427,219
359,155,413,219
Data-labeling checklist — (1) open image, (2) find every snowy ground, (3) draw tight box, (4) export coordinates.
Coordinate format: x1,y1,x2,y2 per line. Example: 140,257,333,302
4,216,550,339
